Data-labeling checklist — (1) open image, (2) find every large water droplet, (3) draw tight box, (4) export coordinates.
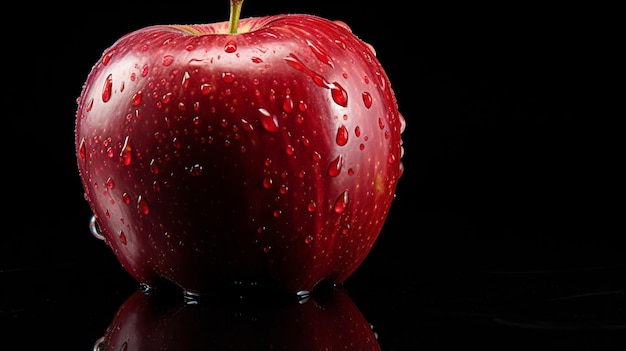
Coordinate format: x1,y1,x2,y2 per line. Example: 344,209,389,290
362,91,372,108
102,74,113,102
330,82,348,107
334,190,349,214
89,215,105,240
336,125,349,146
328,154,343,177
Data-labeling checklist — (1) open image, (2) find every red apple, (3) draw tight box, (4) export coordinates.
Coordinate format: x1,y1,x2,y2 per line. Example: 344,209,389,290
76,0,405,295
93,286,381,350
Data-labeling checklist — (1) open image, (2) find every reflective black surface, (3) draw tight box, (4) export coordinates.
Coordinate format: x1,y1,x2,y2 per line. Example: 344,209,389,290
3,1,622,349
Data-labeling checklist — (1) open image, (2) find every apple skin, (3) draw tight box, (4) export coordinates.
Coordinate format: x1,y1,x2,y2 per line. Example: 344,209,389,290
76,14,405,294
93,286,381,350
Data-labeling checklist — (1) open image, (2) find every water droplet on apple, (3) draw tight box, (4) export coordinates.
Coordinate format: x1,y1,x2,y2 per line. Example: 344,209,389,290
263,176,273,189
200,83,211,95
122,192,131,205
283,95,293,113
102,74,113,102
305,235,314,244
119,230,127,245
89,215,105,240
333,190,349,214
285,144,295,155
120,136,132,166
354,125,361,137
258,108,279,132
137,195,149,215
224,40,237,53
131,91,142,106
312,151,322,162
330,82,348,107
78,138,86,160
336,125,349,146
251,56,263,63
162,55,174,66
240,118,254,132
222,72,235,83
362,91,372,108
307,200,316,212
328,155,343,177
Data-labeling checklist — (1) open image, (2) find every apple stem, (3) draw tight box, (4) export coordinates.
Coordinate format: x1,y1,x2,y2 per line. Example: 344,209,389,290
228,0,245,34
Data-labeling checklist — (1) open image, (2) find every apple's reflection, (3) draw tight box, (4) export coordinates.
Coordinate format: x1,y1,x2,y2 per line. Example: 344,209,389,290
93,285,381,350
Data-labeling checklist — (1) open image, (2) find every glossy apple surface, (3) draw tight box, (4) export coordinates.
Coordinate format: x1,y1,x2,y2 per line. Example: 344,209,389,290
75,6,405,294
93,286,381,350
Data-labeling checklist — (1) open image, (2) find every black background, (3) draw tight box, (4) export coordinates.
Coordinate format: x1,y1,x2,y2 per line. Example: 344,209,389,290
2,1,623,349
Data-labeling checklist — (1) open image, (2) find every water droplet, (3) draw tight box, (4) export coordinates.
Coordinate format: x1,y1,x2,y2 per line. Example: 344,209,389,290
333,190,349,214
388,152,396,164
279,184,289,194
122,192,131,205
263,176,273,189
286,144,295,155
162,55,174,66
102,74,113,102
119,230,127,245
89,215,105,240
105,177,115,189
283,95,293,113
137,195,149,215
78,138,86,160
273,210,281,218
331,82,348,107
120,136,132,166
102,51,113,65
85,98,94,112
378,118,385,129
336,125,349,146
200,83,211,95
222,72,235,83
354,126,361,137
328,154,343,177
251,57,263,63
181,71,190,90
305,235,314,244
141,64,149,77
258,108,279,132
240,118,254,132
362,91,372,108
131,91,142,106
312,151,322,162
224,39,237,53
307,200,316,212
